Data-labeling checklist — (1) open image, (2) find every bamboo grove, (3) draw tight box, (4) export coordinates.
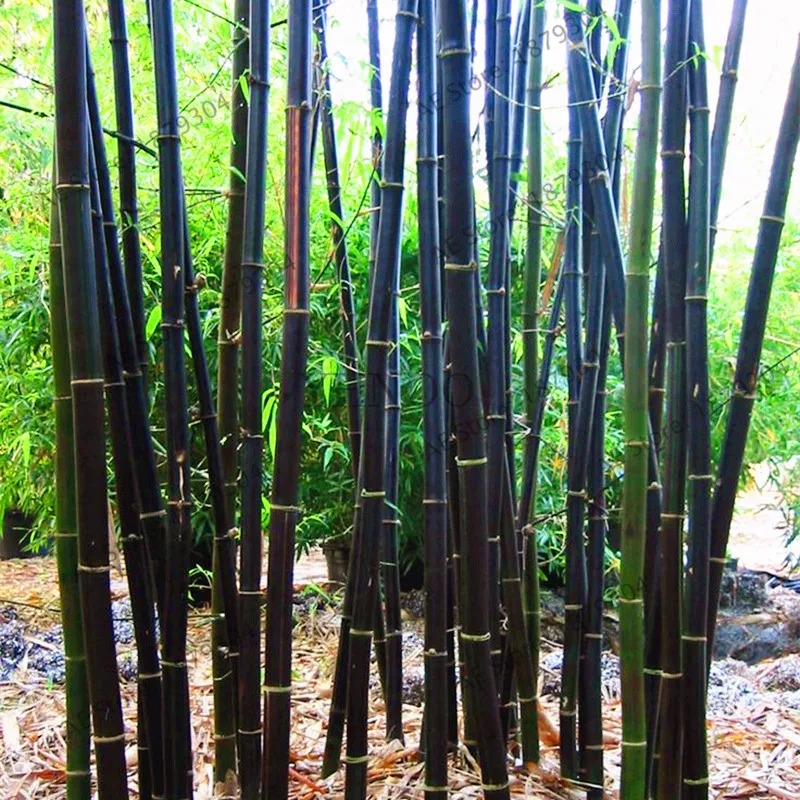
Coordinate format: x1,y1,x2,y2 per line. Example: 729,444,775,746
45,0,799,798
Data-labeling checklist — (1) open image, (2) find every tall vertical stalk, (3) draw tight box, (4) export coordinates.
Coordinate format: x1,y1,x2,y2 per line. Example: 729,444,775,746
53,1,129,794
149,0,193,793
417,2,447,794
521,3,545,761
682,4,712,797
657,1,691,795
438,3,509,797
263,2,312,797
618,0,660,795
560,65,585,781
107,0,147,381
344,5,416,797
237,0,270,794
709,0,748,263
213,0,249,780
49,172,91,800
706,35,800,672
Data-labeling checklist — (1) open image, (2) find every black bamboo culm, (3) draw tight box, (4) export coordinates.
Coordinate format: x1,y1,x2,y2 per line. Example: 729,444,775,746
560,64,586,781
617,0,661,793
682,4,712,797
319,0,386,774
87,131,165,800
237,0,270,793
86,53,166,798
487,1,536,759
486,0,514,697
416,2,447,794
49,170,91,800
382,295,404,742
180,206,241,795
214,0,249,781
520,0,545,763
54,2,129,795
263,2,312,798
709,0,749,264
149,0,194,793
107,0,148,382
438,3,509,798
344,4,416,797
581,2,633,791
367,0,383,284
484,0,497,193
706,35,800,672
657,1,691,795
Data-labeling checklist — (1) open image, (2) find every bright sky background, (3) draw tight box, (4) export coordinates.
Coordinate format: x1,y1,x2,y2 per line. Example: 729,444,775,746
324,0,800,243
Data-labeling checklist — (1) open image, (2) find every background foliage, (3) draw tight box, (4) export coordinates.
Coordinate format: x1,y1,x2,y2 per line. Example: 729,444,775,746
0,0,797,576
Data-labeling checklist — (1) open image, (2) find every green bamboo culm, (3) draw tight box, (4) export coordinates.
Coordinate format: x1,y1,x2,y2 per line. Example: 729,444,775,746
416,1,448,794
86,51,166,799
618,0,661,795
237,0,270,793
213,0,250,784
438,2,509,798
49,171,91,800
706,35,800,671
263,2,312,798
149,0,194,793
657,2,691,795
53,0,129,795
521,0,545,764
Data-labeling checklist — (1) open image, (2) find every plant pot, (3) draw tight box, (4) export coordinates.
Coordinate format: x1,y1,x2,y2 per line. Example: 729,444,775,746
322,541,350,587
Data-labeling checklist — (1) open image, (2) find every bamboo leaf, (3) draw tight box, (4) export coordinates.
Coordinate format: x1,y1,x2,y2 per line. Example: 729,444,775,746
146,305,162,341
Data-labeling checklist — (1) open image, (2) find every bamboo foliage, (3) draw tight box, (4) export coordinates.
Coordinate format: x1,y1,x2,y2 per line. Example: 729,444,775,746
54,1,129,795
706,35,800,669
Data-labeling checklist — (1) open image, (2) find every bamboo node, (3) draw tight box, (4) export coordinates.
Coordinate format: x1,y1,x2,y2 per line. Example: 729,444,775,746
642,668,662,676
422,498,447,505
661,512,686,520
682,635,707,642
349,628,373,638
424,649,448,657
416,156,438,164
444,261,477,272
564,604,583,611
54,531,78,539
487,536,500,543
77,564,111,574
485,287,506,295
213,733,237,742
481,782,510,792
239,589,263,596
71,377,104,386
438,47,471,58
460,631,491,642
567,490,586,498
395,9,418,19
660,149,684,157
761,214,785,224
365,339,391,348
361,489,386,499
683,777,710,786
621,740,647,748
138,671,162,680
380,180,404,190
709,556,727,564
93,733,126,744
284,307,311,315
379,561,398,567
687,474,713,481
238,728,263,736
161,660,187,669
421,785,449,793
684,294,708,302
617,597,642,605
55,182,90,191
65,770,91,777
263,685,292,694
156,133,181,141
584,633,603,640
342,754,370,764
270,503,302,513
661,671,683,679
385,630,402,639
518,695,537,704
625,440,648,448
584,744,605,751
455,456,487,467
